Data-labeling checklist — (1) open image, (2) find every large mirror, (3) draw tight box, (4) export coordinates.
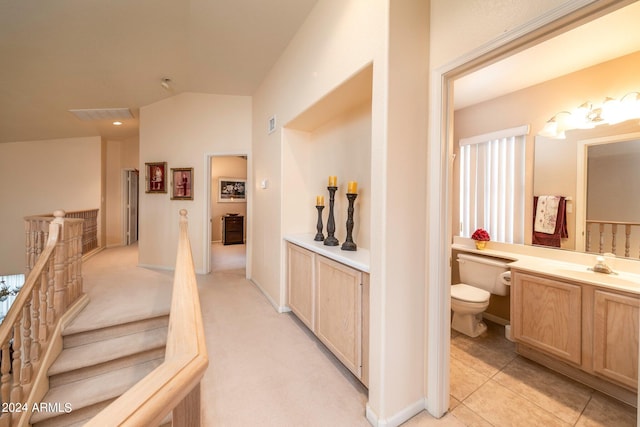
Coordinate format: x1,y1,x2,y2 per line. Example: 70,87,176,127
452,1,640,260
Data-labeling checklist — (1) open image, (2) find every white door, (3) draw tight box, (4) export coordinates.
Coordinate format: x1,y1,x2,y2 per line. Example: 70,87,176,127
125,170,139,245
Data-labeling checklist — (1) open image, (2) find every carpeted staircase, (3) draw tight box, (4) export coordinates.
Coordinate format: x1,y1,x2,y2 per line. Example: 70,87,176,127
30,313,170,427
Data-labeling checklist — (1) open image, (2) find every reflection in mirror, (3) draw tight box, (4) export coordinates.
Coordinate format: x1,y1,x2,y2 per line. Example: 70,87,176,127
455,48,640,258
583,135,640,259
534,126,640,260
453,1,640,260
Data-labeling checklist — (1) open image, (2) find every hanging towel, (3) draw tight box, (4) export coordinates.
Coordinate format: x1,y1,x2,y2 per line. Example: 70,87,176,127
532,196,568,248
534,195,561,233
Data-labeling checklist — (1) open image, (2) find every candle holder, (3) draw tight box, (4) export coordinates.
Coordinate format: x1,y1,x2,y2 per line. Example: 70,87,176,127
324,186,339,246
314,205,325,241
341,193,358,251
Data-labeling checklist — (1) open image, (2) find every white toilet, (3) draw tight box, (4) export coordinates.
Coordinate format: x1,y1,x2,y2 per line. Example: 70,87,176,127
451,253,511,337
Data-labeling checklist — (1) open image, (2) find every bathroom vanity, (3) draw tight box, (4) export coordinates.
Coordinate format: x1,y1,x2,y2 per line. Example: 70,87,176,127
510,264,639,405
452,240,639,406
284,235,370,387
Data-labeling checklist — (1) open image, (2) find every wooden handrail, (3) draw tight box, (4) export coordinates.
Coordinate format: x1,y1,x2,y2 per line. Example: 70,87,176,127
86,209,209,426
1,210,85,427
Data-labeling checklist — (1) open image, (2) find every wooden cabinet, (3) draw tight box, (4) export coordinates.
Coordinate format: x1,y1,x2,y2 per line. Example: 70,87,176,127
593,290,639,389
222,215,244,245
512,269,639,400
511,272,582,365
285,242,369,386
287,243,315,330
316,255,363,377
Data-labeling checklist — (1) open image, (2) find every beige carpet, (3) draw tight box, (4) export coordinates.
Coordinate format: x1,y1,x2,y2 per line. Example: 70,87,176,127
78,244,378,426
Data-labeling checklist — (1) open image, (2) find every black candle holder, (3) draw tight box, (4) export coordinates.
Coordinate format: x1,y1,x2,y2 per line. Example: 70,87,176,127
324,186,339,246
314,205,325,241
341,193,357,251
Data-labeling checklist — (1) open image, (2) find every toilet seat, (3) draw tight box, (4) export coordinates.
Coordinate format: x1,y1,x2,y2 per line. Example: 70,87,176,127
451,284,490,303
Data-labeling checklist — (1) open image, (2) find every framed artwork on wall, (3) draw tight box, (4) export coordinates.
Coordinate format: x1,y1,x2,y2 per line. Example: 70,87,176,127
145,162,167,193
171,167,194,200
218,177,246,202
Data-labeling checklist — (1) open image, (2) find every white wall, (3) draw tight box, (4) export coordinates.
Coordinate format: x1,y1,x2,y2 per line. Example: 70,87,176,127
252,0,430,424
0,136,102,274
105,136,139,247
139,92,251,273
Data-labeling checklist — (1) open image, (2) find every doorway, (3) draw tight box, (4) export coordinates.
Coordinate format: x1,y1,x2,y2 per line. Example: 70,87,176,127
208,155,248,273
123,169,139,245
429,0,638,419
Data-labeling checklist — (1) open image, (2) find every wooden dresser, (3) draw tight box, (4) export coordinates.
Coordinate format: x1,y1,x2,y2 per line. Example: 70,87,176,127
222,215,244,245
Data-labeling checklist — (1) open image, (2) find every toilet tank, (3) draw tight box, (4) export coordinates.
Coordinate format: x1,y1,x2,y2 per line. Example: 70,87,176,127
457,253,510,296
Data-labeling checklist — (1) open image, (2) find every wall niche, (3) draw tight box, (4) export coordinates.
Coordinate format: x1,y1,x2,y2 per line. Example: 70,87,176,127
282,64,372,249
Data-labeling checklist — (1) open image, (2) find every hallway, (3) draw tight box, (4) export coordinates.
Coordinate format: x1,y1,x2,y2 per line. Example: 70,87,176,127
81,245,636,426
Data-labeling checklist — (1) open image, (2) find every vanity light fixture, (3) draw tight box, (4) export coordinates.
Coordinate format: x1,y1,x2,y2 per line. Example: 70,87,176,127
539,111,572,139
113,121,123,126
538,90,640,138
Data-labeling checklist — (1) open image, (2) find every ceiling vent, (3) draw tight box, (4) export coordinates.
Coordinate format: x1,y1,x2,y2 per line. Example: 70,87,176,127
68,108,133,121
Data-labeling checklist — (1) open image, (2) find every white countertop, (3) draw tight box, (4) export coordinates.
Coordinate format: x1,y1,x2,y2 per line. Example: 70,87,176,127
452,243,640,295
284,233,370,272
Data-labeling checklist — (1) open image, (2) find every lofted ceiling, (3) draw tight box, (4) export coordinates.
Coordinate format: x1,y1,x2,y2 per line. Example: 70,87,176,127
0,0,318,143
2,1,639,144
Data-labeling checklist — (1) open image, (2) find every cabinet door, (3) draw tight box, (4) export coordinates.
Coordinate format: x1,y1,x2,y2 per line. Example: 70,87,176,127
287,243,315,330
593,290,639,390
316,256,362,378
512,272,582,365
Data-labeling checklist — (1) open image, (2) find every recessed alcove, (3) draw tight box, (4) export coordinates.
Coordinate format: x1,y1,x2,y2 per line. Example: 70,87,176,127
282,64,372,249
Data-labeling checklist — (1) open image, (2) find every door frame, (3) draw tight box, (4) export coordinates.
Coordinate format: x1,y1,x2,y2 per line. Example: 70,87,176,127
427,0,630,417
204,152,251,275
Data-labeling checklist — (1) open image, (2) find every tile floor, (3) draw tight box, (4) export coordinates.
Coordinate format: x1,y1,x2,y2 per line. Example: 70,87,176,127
443,321,637,426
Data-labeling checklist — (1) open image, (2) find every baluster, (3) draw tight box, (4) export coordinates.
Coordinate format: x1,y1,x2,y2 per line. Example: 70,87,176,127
585,223,591,252
21,302,33,387
611,223,617,255
31,277,41,363
47,256,56,332
625,224,631,258
40,268,49,342
53,219,67,317
1,342,11,427
598,223,605,254
10,312,23,404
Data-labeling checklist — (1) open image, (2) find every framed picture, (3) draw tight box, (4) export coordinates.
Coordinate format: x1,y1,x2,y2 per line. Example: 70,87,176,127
218,177,246,202
145,162,167,193
171,168,194,200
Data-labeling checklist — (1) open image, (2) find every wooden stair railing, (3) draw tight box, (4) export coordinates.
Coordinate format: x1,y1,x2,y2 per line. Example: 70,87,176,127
28,209,99,257
0,210,84,427
86,209,209,426
586,220,640,259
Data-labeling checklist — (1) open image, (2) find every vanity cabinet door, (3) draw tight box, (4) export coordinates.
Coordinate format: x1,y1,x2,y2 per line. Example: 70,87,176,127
512,272,582,365
592,289,639,390
286,243,315,331
315,255,363,378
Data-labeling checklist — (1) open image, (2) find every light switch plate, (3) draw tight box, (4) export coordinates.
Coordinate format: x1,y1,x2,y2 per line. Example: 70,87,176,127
268,115,276,134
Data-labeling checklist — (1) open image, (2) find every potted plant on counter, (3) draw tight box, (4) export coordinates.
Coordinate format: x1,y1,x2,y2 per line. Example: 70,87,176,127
471,228,490,250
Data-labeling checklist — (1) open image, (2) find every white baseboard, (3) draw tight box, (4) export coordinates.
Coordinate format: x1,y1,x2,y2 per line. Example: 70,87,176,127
249,278,289,313
366,398,426,427
137,263,174,272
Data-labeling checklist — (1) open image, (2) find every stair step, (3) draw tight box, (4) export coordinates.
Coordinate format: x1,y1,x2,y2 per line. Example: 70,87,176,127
50,326,167,386
63,314,169,348
31,357,163,425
